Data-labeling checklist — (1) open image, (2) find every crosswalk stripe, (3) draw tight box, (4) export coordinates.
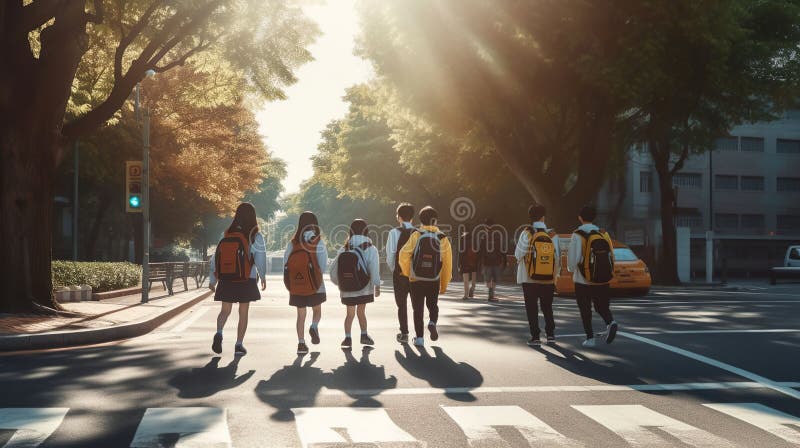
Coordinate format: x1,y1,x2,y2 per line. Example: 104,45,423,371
130,407,230,448
704,403,800,445
0,408,68,448
572,405,734,447
291,407,420,447
442,405,580,447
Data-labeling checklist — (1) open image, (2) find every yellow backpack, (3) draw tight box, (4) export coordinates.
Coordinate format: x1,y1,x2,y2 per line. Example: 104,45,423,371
525,228,556,282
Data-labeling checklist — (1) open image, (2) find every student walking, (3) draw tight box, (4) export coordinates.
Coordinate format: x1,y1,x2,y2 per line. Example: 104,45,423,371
330,219,381,349
568,204,618,347
459,227,479,300
209,202,268,356
284,211,328,355
385,203,416,344
515,205,559,346
399,206,452,347
479,218,507,302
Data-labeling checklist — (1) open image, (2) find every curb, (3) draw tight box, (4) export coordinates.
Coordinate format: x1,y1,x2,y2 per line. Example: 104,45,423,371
0,290,212,352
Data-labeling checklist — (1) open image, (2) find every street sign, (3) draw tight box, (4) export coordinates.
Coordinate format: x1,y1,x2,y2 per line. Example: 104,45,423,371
126,161,143,213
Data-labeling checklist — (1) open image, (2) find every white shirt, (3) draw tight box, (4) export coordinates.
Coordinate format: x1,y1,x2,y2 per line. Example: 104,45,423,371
283,230,328,294
568,223,600,285
515,222,560,284
330,235,382,298
209,232,268,286
385,221,415,273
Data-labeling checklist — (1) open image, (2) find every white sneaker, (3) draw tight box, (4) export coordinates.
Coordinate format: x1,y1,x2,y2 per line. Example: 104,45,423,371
413,337,425,347
582,338,596,348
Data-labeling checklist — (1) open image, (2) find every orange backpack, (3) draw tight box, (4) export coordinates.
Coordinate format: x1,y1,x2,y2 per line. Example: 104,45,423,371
284,236,323,295
215,230,254,282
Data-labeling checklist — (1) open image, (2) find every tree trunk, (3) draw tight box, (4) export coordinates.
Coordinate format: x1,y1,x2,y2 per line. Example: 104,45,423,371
652,146,681,285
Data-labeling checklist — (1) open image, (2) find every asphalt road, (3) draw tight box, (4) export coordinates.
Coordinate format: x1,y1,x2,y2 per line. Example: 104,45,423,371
1,276,799,447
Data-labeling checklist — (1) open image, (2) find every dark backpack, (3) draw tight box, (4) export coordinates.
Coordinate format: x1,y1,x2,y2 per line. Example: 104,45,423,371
482,232,505,265
215,230,254,282
412,231,446,281
336,241,372,292
576,229,614,283
394,226,415,277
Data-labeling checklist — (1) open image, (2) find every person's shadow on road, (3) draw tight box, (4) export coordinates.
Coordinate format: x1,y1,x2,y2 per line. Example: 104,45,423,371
327,347,397,407
168,356,255,399
395,345,483,402
255,352,328,421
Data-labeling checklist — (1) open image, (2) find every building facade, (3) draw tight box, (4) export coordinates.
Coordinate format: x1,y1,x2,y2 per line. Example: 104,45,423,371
597,110,800,279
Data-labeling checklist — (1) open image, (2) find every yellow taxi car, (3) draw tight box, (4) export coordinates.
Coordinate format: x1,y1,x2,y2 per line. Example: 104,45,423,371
554,234,651,297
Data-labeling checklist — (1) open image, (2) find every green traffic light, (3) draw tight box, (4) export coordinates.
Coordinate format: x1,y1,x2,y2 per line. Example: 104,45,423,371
129,195,141,208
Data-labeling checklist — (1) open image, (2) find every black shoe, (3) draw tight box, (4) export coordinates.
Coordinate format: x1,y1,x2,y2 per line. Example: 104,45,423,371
468,285,475,298
297,342,309,355
309,326,320,344
361,334,375,346
212,333,222,354
234,344,247,356
527,337,541,347
606,322,618,344
341,337,352,349
462,296,469,300
428,323,439,341
546,335,556,344
396,333,409,344
488,288,494,301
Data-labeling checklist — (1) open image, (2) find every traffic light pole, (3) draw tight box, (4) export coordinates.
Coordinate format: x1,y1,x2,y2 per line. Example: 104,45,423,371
142,107,151,303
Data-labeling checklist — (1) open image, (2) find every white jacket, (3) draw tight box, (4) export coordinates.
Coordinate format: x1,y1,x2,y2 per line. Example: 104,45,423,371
568,223,600,285
284,230,328,294
515,222,560,284
209,232,268,286
330,235,382,298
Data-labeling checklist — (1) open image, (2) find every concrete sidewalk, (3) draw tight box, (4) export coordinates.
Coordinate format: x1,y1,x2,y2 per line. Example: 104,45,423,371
0,287,211,352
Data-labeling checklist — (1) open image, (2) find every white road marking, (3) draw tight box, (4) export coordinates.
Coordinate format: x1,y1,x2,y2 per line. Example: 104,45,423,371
292,407,420,447
620,331,800,401
442,405,580,447
573,404,735,447
130,407,230,448
636,328,800,335
170,307,210,333
0,408,68,447
704,403,800,444
319,381,787,397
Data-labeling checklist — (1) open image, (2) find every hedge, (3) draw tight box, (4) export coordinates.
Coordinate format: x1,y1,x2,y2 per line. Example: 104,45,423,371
52,261,142,293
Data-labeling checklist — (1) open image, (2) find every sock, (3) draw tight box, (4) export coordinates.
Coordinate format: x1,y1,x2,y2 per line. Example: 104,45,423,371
299,338,305,344
310,322,318,330
216,330,223,336
429,320,436,326
235,340,243,346
361,330,367,335
345,333,351,338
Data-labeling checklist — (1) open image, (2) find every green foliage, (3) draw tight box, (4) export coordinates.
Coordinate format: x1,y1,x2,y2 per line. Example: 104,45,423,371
52,261,142,293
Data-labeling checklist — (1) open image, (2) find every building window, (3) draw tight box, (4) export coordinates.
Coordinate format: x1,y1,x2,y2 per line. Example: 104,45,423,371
672,173,702,189
740,176,765,191
777,177,800,192
675,213,703,229
777,215,800,233
777,139,800,154
740,214,765,231
639,171,653,193
740,137,764,152
714,137,738,151
715,175,739,190
715,213,739,230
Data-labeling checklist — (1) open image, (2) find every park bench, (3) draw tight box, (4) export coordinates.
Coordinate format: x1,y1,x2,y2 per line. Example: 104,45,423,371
146,261,209,295
147,263,172,294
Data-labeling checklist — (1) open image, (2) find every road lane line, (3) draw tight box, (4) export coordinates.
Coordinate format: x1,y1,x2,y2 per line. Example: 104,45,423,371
573,404,735,447
0,408,68,448
636,328,800,335
442,405,580,447
292,407,420,447
130,407,230,448
170,307,210,333
619,331,800,401
703,403,800,444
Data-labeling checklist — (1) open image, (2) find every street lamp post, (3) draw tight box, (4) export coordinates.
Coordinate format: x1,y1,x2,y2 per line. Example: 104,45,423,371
137,69,155,303
706,149,714,283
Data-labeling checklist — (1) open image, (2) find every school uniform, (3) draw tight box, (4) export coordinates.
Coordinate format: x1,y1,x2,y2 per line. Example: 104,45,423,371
478,229,506,283
283,230,328,307
568,223,614,339
209,232,268,303
515,222,560,338
385,221,415,335
398,225,453,338
330,235,382,305
458,232,479,275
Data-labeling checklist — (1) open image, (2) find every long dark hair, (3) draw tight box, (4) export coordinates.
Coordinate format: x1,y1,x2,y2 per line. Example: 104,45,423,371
293,211,320,244
345,218,368,247
228,202,259,243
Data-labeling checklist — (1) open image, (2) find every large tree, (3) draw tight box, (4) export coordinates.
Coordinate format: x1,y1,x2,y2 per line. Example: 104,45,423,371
616,0,800,283
0,0,317,313
356,0,632,229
